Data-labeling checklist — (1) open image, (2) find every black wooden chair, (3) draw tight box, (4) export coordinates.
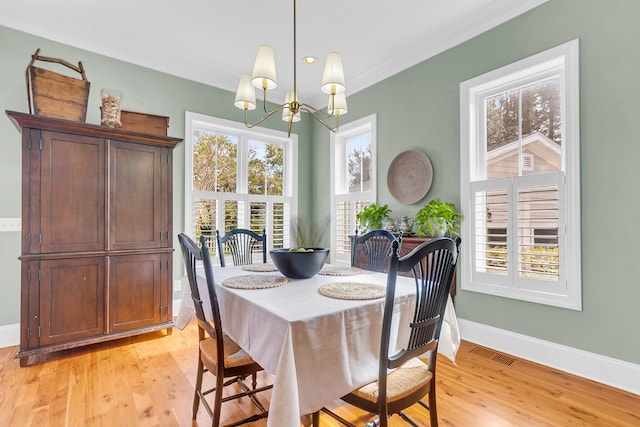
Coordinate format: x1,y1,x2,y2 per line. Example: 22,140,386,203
324,237,461,427
178,233,272,426
351,229,401,272
215,228,267,267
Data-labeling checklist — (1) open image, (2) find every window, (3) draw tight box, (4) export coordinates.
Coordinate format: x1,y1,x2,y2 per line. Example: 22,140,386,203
185,112,297,263
460,39,581,310
330,114,377,264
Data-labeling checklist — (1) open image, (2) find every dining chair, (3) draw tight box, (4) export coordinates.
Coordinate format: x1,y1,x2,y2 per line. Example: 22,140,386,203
216,228,267,267
350,229,401,272
178,233,272,426
324,236,461,427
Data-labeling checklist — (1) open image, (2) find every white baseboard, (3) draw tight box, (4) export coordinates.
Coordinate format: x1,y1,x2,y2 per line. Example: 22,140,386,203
458,318,640,396
172,298,182,318
3,315,638,396
0,323,20,349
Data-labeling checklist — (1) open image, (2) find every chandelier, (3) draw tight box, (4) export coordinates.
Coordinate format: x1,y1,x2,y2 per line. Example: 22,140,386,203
233,0,348,136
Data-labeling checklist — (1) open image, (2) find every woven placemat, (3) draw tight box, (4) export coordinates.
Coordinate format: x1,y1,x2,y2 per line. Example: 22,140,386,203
319,282,386,300
318,266,363,276
241,263,279,272
222,274,287,290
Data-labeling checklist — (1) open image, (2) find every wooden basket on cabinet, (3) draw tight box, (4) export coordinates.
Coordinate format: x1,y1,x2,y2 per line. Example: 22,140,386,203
25,48,90,122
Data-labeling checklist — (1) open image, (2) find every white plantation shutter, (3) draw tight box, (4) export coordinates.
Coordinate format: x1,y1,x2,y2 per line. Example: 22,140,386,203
516,174,565,298
334,197,370,263
335,199,352,260
194,197,217,256
250,201,267,233
471,179,509,285
272,202,289,249
470,173,565,299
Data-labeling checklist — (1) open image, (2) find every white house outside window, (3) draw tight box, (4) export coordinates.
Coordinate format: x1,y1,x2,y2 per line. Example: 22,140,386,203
330,114,377,264
460,40,581,310
185,112,297,264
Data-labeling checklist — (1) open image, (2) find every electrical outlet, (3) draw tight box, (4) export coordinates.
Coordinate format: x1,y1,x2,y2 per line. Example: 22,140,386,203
174,279,182,292
0,218,21,232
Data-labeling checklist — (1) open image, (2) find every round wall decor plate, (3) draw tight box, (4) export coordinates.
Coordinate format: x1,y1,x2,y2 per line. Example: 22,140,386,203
387,150,433,204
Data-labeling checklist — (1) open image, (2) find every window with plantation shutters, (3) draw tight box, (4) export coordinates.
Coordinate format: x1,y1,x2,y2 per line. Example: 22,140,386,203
460,40,581,310
330,115,377,264
185,112,297,263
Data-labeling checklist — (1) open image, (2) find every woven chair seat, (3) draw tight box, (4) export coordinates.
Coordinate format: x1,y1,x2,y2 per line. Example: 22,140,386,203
200,335,256,370
352,358,433,403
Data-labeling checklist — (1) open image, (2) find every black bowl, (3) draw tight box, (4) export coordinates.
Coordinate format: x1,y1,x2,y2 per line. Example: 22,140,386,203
269,248,330,279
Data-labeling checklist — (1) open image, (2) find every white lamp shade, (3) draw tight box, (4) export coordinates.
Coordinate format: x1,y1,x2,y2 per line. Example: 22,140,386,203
234,74,256,110
327,92,348,116
282,91,301,123
321,52,346,95
251,45,277,90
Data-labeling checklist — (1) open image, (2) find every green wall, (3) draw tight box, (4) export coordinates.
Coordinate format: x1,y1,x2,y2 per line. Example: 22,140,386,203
311,0,640,364
0,24,313,326
2,0,639,366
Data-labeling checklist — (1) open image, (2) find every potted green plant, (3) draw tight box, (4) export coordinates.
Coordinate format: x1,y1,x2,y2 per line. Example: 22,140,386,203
414,199,462,237
291,216,330,249
356,203,392,232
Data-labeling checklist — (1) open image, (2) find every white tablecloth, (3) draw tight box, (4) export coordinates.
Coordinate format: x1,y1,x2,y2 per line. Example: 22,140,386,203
176,265,460,427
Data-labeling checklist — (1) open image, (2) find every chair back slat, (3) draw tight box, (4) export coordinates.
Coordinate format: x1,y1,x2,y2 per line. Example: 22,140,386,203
216,228,267,267
351,229,401,272
383,236,460,369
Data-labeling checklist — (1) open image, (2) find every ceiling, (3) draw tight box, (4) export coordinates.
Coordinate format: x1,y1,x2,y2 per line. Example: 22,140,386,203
1,0,546,108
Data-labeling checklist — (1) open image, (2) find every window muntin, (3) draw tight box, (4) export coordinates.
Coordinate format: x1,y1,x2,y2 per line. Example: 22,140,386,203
186,112,297,262
460,40,581,310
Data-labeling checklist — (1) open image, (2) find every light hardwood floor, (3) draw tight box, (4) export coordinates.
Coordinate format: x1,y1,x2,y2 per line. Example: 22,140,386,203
1,321,638,427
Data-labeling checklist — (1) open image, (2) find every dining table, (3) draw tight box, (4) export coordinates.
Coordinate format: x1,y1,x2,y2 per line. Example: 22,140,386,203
176,263,460,427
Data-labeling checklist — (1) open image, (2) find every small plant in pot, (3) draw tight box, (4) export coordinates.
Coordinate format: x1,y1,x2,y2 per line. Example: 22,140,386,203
356,203,392,232
414,199,462,238
290,216,330,250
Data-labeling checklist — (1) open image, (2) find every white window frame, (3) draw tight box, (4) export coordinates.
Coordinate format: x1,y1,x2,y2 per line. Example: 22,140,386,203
460,39,581,310
329,114,377,264
184,111,298,255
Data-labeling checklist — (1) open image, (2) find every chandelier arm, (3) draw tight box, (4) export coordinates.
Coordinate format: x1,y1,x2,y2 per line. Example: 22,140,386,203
299,102,332,118
300,105,338,132
260,88,288,115
287,118,294,137
243,104,288,129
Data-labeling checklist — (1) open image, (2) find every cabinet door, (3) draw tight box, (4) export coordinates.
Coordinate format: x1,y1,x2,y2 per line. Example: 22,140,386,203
109,253,163,332
159,252,172,323
39,131,106,253
39,257,106,346
109,141,166,250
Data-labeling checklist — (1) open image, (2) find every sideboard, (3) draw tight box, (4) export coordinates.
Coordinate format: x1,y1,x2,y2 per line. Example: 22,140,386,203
351,235,456,298
400,236,457,298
